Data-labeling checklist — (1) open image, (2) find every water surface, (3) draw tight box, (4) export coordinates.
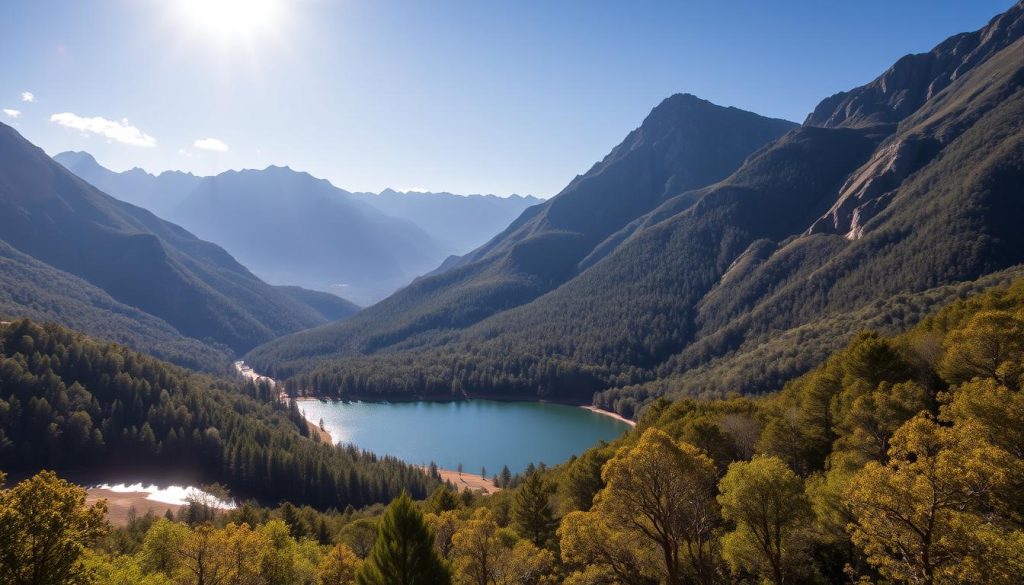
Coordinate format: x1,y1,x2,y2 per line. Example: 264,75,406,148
298,399,630,474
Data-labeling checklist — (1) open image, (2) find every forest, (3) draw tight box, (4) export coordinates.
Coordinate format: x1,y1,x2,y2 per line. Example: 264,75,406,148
5,274,1024,584
0,320,436,510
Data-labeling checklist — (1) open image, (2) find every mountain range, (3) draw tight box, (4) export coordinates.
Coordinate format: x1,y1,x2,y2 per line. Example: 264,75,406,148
247,2,1024,416
55,152,540,304
0,123,360,370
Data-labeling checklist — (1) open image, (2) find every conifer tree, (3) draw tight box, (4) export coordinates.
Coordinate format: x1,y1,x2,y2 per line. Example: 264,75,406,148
356,492,451,585
513,471,557,548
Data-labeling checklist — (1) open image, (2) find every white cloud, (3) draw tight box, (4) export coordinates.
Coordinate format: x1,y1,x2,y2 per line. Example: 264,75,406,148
3,109,20,118
176,148,193,158
193,137,229,152
21,92,34,103
49,112,157,147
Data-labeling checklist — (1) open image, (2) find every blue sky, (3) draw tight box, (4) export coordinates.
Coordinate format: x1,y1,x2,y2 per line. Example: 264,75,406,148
0,0,1014,197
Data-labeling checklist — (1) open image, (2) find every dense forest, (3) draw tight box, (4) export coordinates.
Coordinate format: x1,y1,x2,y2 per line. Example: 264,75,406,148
5,273,1024,584
0,319,435,509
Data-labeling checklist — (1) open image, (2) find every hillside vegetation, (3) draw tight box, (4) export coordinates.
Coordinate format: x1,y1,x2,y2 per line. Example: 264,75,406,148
0,320,435,510
7,268,1024,585
249,3,1024,417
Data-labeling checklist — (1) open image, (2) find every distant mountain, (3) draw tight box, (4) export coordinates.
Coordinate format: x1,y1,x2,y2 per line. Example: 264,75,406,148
246,94,798,375
54,151,201,218
54,155,538,304
273,285,360,322
348,189,541,256
168,166,444,305
0,123,341,364
248,2,1024,416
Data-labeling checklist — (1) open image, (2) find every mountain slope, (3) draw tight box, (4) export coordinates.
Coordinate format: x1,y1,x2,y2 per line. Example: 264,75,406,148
0,123,329,355
0,240,231,371
273,285,360,322
247,95,798,374
54,151,201,218
168,167,442,305
348,189,542,256
249,2,1024,415
55,154,543,304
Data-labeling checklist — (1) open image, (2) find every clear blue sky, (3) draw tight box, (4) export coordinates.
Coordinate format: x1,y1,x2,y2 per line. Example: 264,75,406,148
0,0,1014,196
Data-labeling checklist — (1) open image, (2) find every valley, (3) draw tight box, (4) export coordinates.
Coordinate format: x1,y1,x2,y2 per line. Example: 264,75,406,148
2,2,1024,584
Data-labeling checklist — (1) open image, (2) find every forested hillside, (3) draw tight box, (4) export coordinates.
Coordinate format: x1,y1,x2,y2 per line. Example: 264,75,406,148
0,122,348,366
0,320,435,509
250,3,1024,415
8,271,1024,585
248,94,799,377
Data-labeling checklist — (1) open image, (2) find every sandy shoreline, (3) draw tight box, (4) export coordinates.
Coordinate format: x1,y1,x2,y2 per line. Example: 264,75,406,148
86,488,182,526
428,467,501,494
580,405,637,427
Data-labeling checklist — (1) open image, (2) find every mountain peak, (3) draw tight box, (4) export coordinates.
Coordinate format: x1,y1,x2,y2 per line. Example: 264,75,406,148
805,1,1024,128
53,150,101,170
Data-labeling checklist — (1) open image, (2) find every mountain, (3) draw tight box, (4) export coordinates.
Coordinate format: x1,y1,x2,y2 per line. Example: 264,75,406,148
348,189,542,256
54,151,201,218
273,285,361,322
166,166,442,305
246,94,798,375
0,239,231,372
0,122,339,361
54,155,543,303
248,2,1024,416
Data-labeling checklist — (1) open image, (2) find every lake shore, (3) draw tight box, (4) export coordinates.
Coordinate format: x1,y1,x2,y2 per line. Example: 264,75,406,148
297,408,501,494
580,405,637,427
426,467,501,494
86,487,181,526
293,394,636,427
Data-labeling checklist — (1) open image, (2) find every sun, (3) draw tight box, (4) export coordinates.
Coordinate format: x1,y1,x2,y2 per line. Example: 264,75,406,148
179,0,284,40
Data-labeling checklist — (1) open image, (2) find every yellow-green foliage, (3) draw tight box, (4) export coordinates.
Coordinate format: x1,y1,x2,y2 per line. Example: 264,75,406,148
7,279,1024,584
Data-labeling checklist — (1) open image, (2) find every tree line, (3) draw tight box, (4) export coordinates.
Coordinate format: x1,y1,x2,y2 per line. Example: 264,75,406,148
0,319,436,510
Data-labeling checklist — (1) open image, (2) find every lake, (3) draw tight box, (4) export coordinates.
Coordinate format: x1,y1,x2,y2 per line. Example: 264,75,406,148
296,399,631,475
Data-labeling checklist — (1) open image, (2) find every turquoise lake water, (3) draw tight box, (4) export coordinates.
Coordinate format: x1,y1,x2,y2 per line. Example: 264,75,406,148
296,399,631,474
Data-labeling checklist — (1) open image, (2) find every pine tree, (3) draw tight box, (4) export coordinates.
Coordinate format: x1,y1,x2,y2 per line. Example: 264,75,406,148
513,471,558,547
356,492,451,585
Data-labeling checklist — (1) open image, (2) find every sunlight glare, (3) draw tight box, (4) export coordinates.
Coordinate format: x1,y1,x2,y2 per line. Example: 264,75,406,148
179,0,283,40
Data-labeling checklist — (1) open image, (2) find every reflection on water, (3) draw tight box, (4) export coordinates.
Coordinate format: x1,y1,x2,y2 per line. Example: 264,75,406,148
94,483,236,509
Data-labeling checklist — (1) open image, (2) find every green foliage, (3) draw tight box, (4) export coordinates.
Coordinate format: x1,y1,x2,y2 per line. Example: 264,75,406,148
718,456,814,584
0,470,108,585
0,319,436,508
512,471,557,548
356,492,451,585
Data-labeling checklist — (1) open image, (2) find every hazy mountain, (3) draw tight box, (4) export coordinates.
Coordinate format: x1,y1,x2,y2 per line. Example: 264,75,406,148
0,122,338,361
348,189,542,256
273,285,361,322
166,167,443,305
54,151,201,217
246,94,799,374
248,2,1024,415
54,155,541,304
